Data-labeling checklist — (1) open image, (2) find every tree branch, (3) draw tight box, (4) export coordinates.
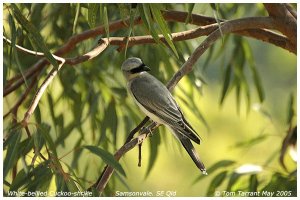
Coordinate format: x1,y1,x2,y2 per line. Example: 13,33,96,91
264,3,297,45
4,9,296,97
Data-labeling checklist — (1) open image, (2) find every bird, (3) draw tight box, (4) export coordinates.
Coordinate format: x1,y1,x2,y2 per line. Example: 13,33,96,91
121,57,207,174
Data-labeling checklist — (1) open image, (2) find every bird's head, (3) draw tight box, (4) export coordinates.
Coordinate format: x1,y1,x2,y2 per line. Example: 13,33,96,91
121,57,150,80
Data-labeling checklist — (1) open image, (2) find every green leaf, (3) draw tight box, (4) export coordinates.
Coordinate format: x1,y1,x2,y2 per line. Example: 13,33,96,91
27,164,53,192
220,63,232,105
185,4,195,24
124,6,138,58
150,4,178,58
207,171,227,196
202,44,215,71
226,172,242,191
38,123,57,156
8,13,28,88
262,172,296,195
231,134,268,149
10,4,58,68
242,40,265,102
248,174,258,192
65,179,80,193
3,129,22,179
84,145,126,176
286,93,295,124
33,130,45,153
88,3,98,28
10,162,51,192
34,105,42,124
9,169,28,192
138,4,161,45
8,13,16,71
103,5,109,39
72,3,80,34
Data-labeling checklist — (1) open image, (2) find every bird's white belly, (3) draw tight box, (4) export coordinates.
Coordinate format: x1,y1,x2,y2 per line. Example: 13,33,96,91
134,96,164,124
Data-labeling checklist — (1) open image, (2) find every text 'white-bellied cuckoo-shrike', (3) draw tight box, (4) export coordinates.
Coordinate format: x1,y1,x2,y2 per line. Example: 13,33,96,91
121,57,207,174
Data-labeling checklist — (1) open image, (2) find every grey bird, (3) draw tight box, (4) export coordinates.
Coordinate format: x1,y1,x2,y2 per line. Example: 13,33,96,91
121,57,207,174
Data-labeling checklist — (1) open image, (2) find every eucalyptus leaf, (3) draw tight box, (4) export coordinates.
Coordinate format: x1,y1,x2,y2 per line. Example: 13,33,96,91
10,4,58,68
84,145,126,176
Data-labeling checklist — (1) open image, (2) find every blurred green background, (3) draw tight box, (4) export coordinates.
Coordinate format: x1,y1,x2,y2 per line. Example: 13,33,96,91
3,3,297,197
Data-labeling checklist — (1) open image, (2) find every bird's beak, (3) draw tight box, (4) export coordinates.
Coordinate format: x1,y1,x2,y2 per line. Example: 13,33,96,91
137,63,150,71
141,65,151,71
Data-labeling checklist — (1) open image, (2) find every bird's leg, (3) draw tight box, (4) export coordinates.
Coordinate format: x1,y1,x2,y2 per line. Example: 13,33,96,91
138,143,142,167
141,121,158,136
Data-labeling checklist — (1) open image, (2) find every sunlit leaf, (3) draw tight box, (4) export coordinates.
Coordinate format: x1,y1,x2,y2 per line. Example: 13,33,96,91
138,4,161,45
84,145,126,176
149,4,179,58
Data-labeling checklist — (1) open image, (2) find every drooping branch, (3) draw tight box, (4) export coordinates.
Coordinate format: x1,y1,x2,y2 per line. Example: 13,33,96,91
21,39,109,125
4,9,296,97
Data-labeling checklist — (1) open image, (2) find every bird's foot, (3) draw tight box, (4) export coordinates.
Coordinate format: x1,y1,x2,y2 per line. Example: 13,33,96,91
140,126,153,137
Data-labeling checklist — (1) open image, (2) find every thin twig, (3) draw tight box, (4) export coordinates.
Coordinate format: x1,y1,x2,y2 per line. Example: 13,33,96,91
21,40,109,125
4,75,37,119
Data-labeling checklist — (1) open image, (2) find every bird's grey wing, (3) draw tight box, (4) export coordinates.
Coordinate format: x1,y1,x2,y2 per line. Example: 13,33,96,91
130,74,200,144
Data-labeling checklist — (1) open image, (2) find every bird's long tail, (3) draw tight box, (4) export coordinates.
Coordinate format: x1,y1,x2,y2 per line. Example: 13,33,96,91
178,135,207,174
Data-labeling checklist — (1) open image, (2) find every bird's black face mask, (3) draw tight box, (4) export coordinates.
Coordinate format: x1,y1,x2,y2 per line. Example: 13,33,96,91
130,63,151,74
